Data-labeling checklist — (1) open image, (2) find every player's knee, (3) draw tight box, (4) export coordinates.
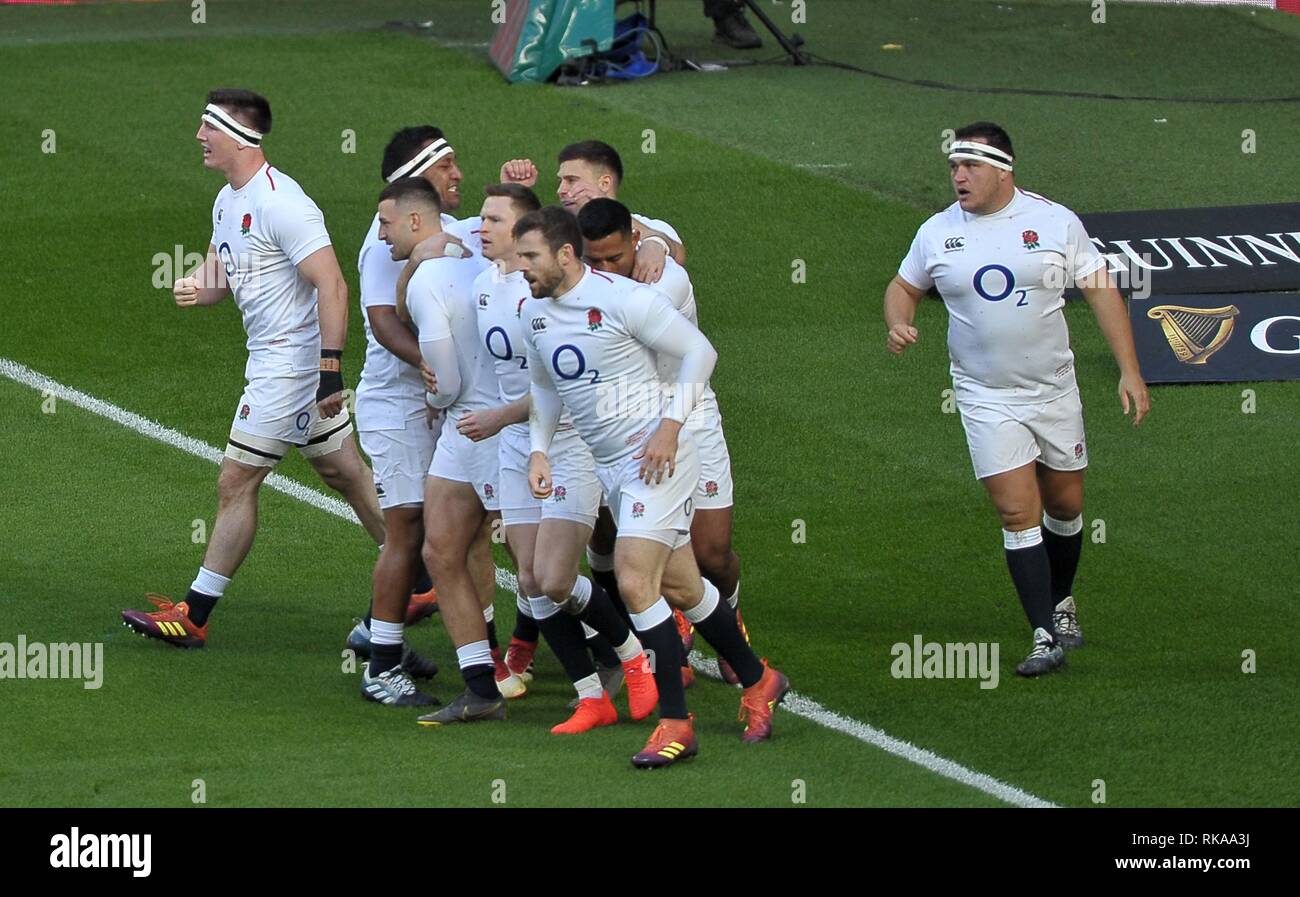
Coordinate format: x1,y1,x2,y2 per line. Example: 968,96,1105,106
692,539,731,581
216,465,261,505
515,567,542,599
998,508,1038,531
1042,498,1082,522
537,567,577,605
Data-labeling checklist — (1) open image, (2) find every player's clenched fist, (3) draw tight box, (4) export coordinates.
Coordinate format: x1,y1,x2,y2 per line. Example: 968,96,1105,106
528,451,553,499
499,158,538,188
887,323,919,355
173,276,200,307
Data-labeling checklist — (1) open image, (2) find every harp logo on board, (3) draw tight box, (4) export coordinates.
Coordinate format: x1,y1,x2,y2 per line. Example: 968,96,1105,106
1147,304,1240,365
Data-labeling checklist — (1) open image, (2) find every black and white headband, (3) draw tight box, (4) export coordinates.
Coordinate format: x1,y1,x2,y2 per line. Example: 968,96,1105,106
947,140,1013,171
386,138,454,183
202,103,263,148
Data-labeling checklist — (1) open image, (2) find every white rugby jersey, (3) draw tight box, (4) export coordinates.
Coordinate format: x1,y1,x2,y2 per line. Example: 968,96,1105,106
407,254,495,418
209,162,332,377
897,187,1106,404
355,212,485,430
355,214,423,430
524,266,715,466
651,258,719,429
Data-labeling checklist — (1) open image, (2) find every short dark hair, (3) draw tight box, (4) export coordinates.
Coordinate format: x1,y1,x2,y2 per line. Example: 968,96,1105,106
953,121,1014,161
206,88,272,135
513,206,583,257
557,140,623,185
577,198,632,243
381,125,446,181
378,177,442,213
484,182,542,217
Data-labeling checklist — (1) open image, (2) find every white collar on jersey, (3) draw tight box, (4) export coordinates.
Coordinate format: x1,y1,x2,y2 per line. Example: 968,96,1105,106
202,104,263,148
948,140,1014,171
387,139,454,182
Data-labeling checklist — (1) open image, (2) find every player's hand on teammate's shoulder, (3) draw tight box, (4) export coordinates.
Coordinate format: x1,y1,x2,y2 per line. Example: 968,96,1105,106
410,231,466,265
173,276,200,307
635,420,680,484
499,158,538,188
632,240,667,284
1118,370,1151,426
528,451,553,499
887,323,919,355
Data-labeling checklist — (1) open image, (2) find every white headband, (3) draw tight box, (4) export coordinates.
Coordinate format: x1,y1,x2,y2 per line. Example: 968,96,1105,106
948,140,1014,171
386,138,454,182
202,103,263,148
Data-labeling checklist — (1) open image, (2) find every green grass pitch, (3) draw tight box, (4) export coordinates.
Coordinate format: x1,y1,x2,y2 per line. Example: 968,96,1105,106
0,0,1296,807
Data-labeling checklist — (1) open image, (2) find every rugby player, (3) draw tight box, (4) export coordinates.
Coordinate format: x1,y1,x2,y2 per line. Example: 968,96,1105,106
517,207,788,766
463,184,659,733
884,122,1150,676
577,199,751,685
378,178,507,724
122,89,385,648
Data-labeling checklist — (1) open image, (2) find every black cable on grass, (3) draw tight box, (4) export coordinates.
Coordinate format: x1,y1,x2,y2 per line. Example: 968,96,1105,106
802,53,1300,104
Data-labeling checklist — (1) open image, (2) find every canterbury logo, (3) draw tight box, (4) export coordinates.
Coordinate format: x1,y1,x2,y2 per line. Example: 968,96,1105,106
156,621,188,637
530,317,547,332
944,237,965,251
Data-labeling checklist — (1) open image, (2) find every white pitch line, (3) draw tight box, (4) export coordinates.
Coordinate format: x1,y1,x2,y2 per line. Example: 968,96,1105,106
2,356,1056,808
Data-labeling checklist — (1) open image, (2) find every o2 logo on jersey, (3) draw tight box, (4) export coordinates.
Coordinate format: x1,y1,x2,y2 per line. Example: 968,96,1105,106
484,326,526,370
551,344,600,385
973,264,1028,307
218,242,238,281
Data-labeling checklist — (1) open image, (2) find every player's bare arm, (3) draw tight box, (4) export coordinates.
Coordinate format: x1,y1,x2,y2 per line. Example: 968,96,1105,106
457,395,529,442
297,244,349,417
175,244,230,307
1078,270,1151,426
884,275,925,354
367,305,422,368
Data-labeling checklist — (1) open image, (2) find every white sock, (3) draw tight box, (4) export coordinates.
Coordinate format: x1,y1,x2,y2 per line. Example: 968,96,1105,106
529,595,561,621
1042,513,1083,537
683,579,721,625
370,619,404,646
1003,526,1044,550
191,566,230,598
516,592,533,618
455,640,492,670
569,575,593,614
574,672,603,700
725,581,740,610
629,597,672,632
614,633,641,663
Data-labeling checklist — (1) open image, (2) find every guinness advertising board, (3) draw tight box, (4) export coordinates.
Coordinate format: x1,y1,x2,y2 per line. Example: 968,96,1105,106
1130,292,1300,383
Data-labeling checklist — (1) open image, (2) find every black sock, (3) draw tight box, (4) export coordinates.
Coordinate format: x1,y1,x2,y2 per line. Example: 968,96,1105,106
692,601,765,687
1042,526,1083,606
485,617,498,651
1005,532,1055,636
368,642,402,677
576,579,632,647
591,567,622,609
463,663,500,700
537,613,598,684
587,632,621,669
184,589,219,627
412,559,433,595
634,617,688,719
513,608,540,643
